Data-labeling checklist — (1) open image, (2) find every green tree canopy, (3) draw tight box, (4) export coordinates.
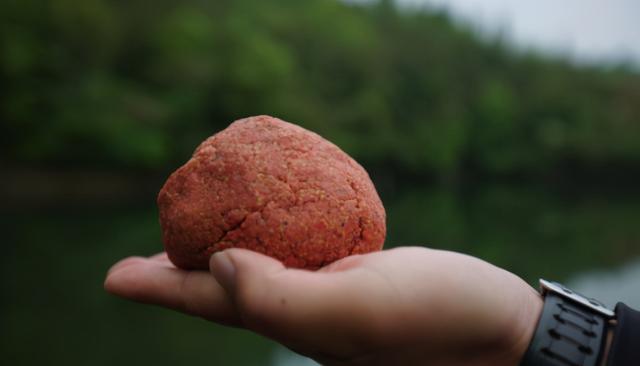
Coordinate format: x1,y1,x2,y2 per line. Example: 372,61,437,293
2,0,639,180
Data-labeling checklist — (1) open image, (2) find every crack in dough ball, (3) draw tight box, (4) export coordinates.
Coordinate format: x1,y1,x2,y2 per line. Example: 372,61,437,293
158,115,386,270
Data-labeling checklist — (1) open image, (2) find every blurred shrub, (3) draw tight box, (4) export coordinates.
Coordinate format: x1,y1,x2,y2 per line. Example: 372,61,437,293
1,0,639,178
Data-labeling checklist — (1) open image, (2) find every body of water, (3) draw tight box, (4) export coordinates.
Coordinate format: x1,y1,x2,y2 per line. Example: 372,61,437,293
3,184,639,365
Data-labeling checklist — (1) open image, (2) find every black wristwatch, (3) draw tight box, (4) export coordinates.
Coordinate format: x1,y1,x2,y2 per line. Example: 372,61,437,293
520,279,615,366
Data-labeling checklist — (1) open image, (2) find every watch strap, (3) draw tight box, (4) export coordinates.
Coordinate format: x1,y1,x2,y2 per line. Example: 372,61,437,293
520,290,608,366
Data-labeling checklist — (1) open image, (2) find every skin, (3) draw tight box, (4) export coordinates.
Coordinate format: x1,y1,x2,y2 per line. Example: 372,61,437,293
104,247,543,366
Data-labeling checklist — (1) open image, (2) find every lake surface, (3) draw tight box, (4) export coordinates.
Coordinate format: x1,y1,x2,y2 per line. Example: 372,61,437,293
3,184,639,365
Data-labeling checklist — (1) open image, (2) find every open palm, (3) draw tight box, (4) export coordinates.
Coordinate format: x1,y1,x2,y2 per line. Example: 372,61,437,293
105,247,542,366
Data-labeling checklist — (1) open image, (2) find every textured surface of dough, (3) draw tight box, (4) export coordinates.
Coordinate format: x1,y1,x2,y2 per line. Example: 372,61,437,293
158,115,386,269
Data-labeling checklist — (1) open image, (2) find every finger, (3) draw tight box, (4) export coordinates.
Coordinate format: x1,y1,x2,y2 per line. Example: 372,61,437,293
107,256,148,276
105,257,240,326
149,252,170,263
107,253,172,277
210,249,381,356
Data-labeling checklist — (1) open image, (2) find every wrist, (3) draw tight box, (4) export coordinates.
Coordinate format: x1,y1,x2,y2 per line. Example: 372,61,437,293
518,280,615,366
508,289,544,366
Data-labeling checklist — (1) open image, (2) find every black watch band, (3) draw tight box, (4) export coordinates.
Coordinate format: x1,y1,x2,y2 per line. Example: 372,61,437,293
520,280,615,366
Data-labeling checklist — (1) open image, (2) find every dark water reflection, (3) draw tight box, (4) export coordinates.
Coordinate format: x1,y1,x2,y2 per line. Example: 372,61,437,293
3,185,639,365
386,185,640,282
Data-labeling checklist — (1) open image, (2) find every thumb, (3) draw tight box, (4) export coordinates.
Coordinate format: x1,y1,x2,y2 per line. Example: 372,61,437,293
209,248,283,299
209,249,375,356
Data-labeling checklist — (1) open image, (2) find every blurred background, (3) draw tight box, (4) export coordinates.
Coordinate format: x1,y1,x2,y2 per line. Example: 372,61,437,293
2,0,639,365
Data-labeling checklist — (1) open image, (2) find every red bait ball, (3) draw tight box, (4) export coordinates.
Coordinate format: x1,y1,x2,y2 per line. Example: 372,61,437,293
158,115,386,270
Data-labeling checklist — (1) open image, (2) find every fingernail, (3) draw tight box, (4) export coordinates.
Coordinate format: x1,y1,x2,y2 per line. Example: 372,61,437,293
107,257,143,276
210,251,236,291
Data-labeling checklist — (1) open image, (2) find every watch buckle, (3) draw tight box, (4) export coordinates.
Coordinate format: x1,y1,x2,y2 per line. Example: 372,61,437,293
539,279,615,318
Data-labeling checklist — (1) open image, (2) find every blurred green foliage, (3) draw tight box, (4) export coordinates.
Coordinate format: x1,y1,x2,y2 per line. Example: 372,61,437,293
2,0,639,178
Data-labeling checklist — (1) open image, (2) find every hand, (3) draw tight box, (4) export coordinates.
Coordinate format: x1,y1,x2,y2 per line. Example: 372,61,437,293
105,247,543,366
